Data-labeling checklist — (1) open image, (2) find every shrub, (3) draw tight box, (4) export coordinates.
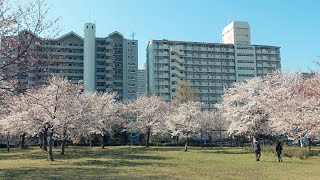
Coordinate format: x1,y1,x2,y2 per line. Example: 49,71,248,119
0,144,7,148
283,146,320,159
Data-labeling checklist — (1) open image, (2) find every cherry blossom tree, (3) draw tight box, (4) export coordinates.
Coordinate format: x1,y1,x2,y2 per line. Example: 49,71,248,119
0,0,60,94
1,94,33,150
0,95,9,147
11,76,82,160
221,70,320,150
263,72,320,150
95,92,121,148
121,103,139,146
221,77,270,139
76,91,119,149
0,108,11,152
199,108,226,148
167,101,203,151
126,95,170,147
0,0,60,147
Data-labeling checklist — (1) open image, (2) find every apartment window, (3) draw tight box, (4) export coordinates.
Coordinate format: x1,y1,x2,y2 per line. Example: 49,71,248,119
238,67,255,70
237,53,254,57
238,74,255,77
237,60,254,64
236,46,254,50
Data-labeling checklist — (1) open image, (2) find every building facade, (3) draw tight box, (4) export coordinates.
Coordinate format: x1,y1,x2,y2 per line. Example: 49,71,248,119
147,21,281,107
14,24,138,100
137,63,147,97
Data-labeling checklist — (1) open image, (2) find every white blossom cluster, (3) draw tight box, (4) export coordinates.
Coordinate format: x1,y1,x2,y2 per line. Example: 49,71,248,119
221,71,320,140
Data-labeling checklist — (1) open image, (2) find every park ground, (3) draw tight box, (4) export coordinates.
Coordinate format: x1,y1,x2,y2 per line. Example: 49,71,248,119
0,146,320,179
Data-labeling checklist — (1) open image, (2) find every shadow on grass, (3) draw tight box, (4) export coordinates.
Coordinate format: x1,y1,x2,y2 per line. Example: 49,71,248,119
0,146,173,162
0,146,255,162
0,148,47,160
202,150,251,155
73,159,167,167
55,147,171,161
0,167,171,179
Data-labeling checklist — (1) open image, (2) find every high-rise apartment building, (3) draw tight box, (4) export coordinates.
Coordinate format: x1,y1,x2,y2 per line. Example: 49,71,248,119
8,23,138,100
147,21,281,107
137,63,147,97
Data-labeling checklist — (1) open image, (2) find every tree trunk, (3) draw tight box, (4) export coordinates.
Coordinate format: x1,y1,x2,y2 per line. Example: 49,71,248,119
200,131,203,148
20,133,26,149
39,131,43,149
101,134,105,149
157,135,160,146
43,127,48,151
6,134,10,153
89,134,92,148
48,128,54,161
60,129,67,155
184,136,188,152
306,137,312,152
269,136,272,146
145,129,150,147
61,139,66,155
130,132,133,146
176,135,179,146
300,137,304,147
219,131,222,147
209,133,213,149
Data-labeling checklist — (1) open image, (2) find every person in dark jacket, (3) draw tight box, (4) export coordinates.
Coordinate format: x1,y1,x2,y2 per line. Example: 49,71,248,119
276,141,283,162
254,138,261,161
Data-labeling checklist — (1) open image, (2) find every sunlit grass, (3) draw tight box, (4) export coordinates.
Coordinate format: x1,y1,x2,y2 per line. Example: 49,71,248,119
1,146,320,179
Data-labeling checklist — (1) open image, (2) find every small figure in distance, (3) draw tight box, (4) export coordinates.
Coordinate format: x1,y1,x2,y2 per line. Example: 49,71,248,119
276,141,283,162
254,137,261,161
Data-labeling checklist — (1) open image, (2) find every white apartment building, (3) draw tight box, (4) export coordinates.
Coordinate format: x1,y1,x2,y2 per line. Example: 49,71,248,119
137,63,147,97
147,21,281,108
10,24,138,100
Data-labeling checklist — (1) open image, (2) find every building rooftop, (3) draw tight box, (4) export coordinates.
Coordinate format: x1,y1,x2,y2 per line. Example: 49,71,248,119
149,39,280,48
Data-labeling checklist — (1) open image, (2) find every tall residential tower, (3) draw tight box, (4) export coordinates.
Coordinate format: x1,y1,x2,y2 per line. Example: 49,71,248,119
147,21,281,107
8,23,138,100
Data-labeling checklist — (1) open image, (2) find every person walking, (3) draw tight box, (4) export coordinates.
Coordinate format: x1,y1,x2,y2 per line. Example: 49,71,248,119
254,138,261,161
276,141,283,162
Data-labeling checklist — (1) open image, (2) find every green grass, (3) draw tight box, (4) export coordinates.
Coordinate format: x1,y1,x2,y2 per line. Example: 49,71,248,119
1,146,320,179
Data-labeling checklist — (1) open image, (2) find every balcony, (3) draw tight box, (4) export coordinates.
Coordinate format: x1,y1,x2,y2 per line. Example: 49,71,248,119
171,70,185,78
170,46,184,56
170,53,184,63
105,45,113,49
170,61,184,70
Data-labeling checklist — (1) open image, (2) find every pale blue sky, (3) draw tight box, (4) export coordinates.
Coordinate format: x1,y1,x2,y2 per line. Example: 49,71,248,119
47,0,319,71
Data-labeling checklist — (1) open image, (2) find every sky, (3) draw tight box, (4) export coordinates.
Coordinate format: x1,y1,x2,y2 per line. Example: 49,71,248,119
44,0,320,71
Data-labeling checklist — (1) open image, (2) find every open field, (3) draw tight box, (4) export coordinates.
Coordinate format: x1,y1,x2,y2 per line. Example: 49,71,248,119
1,146,320,179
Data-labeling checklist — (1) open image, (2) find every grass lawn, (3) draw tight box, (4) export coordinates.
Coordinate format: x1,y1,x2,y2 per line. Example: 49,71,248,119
0,146,320,179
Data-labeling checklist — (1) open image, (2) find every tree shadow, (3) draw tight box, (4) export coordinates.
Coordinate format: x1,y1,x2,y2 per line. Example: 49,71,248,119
0,167,172,179
56,146,171,161
0,146,255,161
202,150,251,155
0,149,46,160
72,159,168,167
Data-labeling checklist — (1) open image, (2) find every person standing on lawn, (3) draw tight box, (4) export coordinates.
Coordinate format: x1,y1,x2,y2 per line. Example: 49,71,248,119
276,141,283,162
254,138,261,161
